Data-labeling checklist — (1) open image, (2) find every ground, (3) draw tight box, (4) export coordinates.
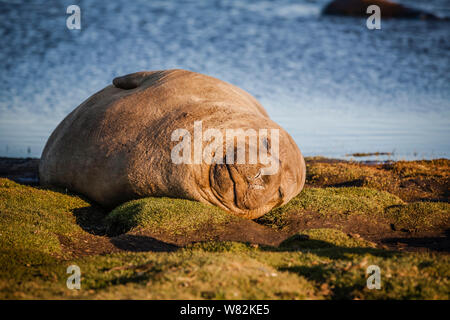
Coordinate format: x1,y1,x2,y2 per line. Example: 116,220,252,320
0,157,448,299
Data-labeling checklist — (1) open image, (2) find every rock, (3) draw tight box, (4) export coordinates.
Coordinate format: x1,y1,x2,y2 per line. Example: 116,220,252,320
322,0,440,19
40,69,306,219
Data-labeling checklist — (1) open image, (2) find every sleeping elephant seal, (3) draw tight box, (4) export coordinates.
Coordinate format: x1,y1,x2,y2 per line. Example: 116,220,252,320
322,0,440,19
39,69,306,219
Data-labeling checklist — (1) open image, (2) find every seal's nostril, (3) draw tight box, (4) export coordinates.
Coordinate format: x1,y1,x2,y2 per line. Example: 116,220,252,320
278,187,284,199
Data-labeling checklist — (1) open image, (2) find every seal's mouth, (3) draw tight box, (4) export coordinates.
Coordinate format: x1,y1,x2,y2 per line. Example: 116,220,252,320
208,161,284,219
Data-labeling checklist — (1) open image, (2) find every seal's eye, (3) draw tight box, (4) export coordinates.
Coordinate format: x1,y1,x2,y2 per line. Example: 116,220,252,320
246,169,262,181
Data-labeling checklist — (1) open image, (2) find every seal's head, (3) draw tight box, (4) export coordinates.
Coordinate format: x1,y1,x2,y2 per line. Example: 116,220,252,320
200,135,306,219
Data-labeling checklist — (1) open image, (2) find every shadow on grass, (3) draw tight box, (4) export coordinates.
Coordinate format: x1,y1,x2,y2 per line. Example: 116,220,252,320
72,206,109,236
70,201,393,258
381,228,450,253
260,236,400,261
33,184,111,236
278,264,367,299
329,179,365,188
96,261,170,289
259,238,401,299
73,206,178,253
110,234,178,252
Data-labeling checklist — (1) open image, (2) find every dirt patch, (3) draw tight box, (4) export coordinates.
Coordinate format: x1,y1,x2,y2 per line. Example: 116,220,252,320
61,218,289,258
306,157,449,202
60,208,449,258
265,210,449,254
57,233,119,257
129,219,289,247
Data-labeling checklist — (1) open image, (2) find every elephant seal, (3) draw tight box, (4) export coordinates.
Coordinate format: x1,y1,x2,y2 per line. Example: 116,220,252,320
322,0,439,19
40,69,306,219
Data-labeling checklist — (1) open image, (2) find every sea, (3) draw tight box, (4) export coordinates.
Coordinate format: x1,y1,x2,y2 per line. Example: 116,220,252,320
0,0,449,161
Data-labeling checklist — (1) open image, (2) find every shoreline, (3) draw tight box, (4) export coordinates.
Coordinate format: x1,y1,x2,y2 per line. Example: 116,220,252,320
0,157,40,185
2,155,449,185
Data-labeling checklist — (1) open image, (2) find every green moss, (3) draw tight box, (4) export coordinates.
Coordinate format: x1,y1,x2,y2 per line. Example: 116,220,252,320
259,187,404,229
105,197,237,236
384,202,450,232
294,187,404,215
249,244,450,299
1,250,320,299
280,229,375,250
1,160,449,300
3,238,449,299
0,178,92,259
185,241,256,253
86,251,319,300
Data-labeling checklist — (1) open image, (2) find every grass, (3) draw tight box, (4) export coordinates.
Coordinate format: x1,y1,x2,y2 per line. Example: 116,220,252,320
387,159,450,179
105,197,237,236
305,158,449,202
257,187,405,229
1,236,448,299
279,229,377,250
0,158,449,299
384,202,450,232
0,178,92,259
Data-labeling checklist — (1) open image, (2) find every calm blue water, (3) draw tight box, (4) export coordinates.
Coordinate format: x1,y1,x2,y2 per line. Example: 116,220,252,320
0,0,449,161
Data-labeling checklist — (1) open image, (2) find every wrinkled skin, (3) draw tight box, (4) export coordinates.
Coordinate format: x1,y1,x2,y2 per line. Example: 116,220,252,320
40,69,306,219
